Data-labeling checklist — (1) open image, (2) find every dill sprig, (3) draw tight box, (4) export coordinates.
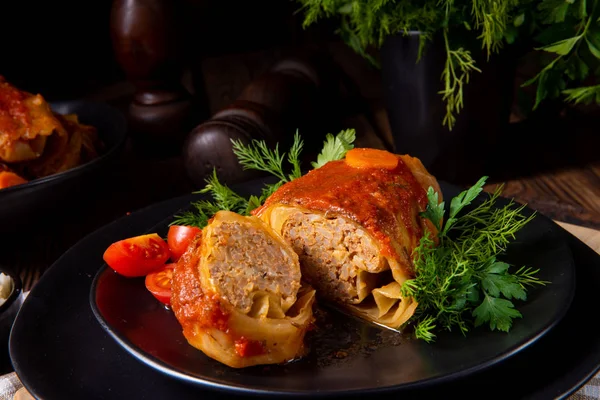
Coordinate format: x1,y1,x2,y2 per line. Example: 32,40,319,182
470,0,520,56
170,170,252,227
232,138,290,182
439,31,481,130
171,129,356,228
402,177,548,342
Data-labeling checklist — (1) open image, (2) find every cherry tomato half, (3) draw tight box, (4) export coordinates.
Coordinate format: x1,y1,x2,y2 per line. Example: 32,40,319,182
145,264,174,305
103,233,171,277
167,225,201,261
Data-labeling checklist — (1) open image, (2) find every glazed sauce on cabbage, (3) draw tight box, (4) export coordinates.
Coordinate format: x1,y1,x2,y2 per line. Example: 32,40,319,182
0,78,29,135
255,158,429,259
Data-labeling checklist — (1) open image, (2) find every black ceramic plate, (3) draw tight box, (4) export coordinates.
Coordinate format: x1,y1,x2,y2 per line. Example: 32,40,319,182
0,100,127,232
87,182,575,397
9,181,589,400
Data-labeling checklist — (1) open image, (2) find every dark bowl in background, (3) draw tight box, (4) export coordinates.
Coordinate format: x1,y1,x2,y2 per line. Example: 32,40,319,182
0,100,127,233
0,265,23,374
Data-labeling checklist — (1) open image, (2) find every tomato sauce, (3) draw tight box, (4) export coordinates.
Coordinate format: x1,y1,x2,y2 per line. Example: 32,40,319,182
201,293,229,332
254,157,429,262
171,238,231,334
234,337,266,358
0,78,30,137
171,236,272,359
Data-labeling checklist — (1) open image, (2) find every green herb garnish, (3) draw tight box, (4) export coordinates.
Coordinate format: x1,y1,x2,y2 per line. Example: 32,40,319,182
522,0,600,110
296,0,600,125
295,0,518,130
311,129,356,169
402,177,548,342
171,129,356,227
169,170,251,228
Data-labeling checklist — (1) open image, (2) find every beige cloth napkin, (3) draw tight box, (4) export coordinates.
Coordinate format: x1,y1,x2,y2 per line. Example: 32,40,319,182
0,373,28,400
3,221,600,399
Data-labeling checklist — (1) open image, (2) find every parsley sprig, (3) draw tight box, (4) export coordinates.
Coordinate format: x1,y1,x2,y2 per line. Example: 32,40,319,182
523,0,600,110
171,129,356,227
403,177,548,342
311,129,356,169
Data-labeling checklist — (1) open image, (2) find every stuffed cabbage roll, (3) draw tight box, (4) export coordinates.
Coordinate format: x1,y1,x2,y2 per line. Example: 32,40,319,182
171,210,315,368
254,151,442,329
0,76,66,163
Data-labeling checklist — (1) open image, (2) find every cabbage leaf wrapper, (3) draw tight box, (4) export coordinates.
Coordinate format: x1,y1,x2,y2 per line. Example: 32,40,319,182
171,210,316,368
254,155,442,329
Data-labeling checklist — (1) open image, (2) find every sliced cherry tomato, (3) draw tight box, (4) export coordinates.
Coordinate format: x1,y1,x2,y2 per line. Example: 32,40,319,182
103,233,171,277
145,264,174,305
234,337,266,358
167,225,201,261
0,171,28,189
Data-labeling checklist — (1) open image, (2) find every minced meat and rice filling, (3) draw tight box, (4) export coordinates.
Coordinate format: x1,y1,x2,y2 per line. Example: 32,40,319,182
204,221,301,313
281,211,387,304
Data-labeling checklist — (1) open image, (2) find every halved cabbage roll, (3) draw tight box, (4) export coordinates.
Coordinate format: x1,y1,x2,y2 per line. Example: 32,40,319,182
254,153,442,329
171,210,316,368
0,77,67,163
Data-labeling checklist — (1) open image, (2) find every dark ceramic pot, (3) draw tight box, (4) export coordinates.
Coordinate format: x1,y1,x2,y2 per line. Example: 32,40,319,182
380,32,517,185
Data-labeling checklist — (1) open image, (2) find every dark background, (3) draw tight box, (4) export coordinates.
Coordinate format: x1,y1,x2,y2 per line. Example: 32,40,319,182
0,0,337,101
2,1,599,189
1,0,119,99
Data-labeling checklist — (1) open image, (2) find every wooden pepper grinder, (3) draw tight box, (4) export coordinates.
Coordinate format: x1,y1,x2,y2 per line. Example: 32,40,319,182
182,52,340,187
110,0,203,157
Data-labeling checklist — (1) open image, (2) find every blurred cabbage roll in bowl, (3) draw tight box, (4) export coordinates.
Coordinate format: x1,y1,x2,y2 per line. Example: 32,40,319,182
254,152,442,329
0,76,103,188
171,210,316,368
